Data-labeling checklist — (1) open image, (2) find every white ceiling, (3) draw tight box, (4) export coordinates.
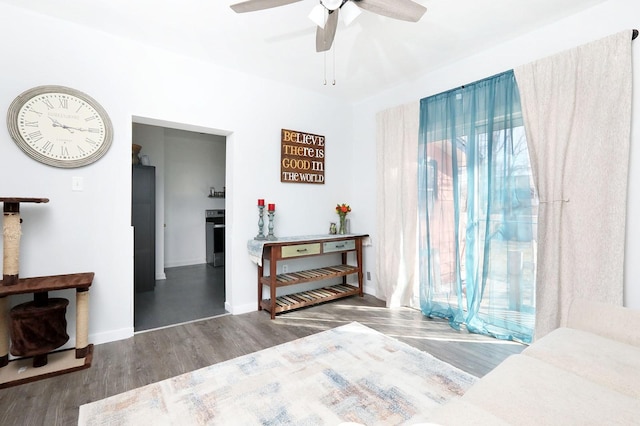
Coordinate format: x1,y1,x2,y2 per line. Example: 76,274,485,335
1,0,608,102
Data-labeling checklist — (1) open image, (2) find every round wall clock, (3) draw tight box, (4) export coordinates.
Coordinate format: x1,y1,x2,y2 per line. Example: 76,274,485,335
6,85,113,168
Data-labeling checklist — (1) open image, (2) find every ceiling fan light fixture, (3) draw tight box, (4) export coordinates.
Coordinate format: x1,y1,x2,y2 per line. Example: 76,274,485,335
231,0,428,54
308,4,326,28
340,0,361,26
321,0,342,11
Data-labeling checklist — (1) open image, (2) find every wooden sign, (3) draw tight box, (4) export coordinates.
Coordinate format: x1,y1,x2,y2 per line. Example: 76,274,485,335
281,129,325,184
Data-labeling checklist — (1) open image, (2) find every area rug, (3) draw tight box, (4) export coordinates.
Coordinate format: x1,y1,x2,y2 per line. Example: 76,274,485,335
78,322,476,425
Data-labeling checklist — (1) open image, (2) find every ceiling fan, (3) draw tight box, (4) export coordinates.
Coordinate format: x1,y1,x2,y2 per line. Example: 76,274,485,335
230,0,427,52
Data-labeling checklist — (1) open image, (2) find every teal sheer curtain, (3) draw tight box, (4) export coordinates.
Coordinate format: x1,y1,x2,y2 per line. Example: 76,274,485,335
418,71,536,343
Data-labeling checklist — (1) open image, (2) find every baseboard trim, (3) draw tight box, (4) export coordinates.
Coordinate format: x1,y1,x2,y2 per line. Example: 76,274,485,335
164,259,206,268
89,327,134,345
226,301,256,315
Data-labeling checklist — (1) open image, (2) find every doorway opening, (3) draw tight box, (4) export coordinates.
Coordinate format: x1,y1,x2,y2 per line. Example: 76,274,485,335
131,119,229,332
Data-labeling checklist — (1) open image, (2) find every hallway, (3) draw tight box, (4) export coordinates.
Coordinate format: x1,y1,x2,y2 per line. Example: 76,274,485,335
134,264,227,332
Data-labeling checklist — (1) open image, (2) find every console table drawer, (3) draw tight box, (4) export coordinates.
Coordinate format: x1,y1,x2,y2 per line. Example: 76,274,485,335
281,243,321,258
323,240,356,253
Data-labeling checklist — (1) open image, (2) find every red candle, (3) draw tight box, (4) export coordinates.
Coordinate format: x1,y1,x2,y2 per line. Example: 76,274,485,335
268,203,275,211
258,199,265,206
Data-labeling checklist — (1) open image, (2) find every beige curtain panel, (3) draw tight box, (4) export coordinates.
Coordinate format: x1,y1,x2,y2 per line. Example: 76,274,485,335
375,101,420,307
515,30,633,339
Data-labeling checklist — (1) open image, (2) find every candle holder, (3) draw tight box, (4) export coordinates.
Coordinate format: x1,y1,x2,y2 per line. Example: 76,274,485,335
267,210,277,241
254,205,266,240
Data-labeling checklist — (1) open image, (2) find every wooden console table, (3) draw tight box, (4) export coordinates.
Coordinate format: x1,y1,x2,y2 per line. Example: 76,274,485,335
251,234,368,319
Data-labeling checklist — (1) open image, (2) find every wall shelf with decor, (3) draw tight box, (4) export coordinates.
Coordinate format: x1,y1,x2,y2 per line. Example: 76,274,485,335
250,234,368,318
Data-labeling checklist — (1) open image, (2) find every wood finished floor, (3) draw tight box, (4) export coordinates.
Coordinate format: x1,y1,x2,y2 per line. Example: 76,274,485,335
0,294,525,426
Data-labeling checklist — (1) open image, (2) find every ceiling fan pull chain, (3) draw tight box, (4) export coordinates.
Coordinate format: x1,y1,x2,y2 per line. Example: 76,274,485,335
323,50,327,85
332,39,336,85
323,7,328,85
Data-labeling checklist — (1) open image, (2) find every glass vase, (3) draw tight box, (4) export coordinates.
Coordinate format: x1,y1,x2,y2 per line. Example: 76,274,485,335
339,215,347,234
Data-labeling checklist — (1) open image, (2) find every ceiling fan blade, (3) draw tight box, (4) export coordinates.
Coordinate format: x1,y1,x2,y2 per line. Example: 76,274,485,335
230,0,303,13
316,9,339,52
354,0,426,22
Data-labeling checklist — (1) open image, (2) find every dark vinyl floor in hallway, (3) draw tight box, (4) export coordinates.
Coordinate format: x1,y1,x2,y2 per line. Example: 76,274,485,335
134,264,228,332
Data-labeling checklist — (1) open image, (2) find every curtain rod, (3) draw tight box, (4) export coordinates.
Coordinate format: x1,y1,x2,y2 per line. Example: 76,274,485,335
458,31,638,90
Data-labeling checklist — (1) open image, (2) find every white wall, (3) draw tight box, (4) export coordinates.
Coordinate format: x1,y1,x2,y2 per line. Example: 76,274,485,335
352,0,640,309
0,3,354,346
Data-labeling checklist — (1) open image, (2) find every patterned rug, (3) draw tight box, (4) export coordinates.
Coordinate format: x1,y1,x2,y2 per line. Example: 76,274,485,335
78,322,476,425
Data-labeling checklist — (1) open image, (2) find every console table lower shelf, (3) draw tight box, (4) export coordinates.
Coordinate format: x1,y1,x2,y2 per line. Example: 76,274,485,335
260,283,359,315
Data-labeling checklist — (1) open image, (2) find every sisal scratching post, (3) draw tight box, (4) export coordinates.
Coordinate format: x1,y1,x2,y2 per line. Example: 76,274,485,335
1,198,48,286
2,208,21,285
75,289,90,358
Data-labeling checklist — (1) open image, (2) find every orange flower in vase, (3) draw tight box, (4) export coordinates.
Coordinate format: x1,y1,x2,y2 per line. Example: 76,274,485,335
335,203,351,234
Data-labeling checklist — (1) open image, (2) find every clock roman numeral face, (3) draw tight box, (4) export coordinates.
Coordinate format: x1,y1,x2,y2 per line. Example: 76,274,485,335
7,86,113,168
17,93,107,162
